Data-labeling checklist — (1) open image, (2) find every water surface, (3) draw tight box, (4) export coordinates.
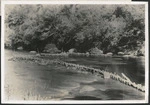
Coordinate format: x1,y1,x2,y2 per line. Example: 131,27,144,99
62,56,145,85
4,49,145,100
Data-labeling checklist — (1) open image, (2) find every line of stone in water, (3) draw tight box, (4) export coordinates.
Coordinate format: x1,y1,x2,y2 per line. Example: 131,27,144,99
52,60,145,92
10,56,145,92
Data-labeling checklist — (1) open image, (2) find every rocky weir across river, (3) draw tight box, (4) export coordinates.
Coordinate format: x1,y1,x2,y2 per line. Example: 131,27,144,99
9,54,145,92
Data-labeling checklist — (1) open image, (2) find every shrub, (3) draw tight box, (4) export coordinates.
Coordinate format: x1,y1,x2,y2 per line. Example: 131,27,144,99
68,48,77,53
89,47,103,55
43,44,61,53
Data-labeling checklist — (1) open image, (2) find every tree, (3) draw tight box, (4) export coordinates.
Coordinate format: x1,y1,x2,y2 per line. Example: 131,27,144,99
5,4,145,54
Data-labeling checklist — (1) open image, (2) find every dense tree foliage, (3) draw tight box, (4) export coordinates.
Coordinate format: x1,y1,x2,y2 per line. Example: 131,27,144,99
5,4,145,54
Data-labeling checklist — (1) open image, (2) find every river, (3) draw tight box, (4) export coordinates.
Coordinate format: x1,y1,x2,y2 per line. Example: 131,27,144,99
4,49,145,100
62,55,145,85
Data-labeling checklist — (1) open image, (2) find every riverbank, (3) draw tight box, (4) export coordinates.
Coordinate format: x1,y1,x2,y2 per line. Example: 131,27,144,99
40,52,144,59
5,48,145,58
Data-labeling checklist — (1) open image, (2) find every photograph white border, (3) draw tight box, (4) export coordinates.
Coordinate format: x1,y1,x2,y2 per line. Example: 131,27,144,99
1,0,149,104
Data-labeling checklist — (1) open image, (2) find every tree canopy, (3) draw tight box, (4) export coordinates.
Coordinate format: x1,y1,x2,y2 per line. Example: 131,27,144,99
5,4,145,54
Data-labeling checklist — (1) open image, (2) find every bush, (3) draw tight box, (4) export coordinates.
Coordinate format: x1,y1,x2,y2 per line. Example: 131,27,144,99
17,46,23,50
136,50,144,56
29,51,37,54
118,52,124,55
106,52,113,56
68,48,77,53
43,44,61,54
89,47,103,55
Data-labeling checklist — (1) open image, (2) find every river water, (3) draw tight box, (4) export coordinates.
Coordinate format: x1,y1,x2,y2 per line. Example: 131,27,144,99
4,50,145,100
62,55,145,85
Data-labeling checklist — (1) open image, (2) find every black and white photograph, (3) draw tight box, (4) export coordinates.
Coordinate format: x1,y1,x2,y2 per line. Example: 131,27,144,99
1,0,149,104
